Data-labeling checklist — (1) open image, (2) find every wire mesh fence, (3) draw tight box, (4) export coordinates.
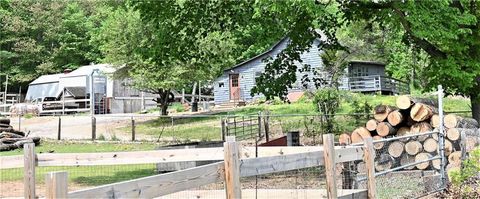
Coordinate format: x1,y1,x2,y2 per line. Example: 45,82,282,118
2,110,467,198
354,132,445,199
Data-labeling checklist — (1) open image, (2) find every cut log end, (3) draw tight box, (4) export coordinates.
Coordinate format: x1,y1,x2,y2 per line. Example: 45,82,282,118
366,119,378,132
376,122,396,137
387,110,404,126
415,153,432,170
410,103,435,122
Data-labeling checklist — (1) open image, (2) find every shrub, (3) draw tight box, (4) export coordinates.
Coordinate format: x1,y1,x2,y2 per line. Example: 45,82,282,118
313,88,342,135
449,147,480,185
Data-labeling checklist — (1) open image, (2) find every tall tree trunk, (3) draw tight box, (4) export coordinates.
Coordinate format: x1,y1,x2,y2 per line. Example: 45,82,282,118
471,93,480,124
154,89,171,116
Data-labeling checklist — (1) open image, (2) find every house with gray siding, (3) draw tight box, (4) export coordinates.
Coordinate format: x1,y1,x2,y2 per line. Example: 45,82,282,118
214,38,324,105
213,38,409,105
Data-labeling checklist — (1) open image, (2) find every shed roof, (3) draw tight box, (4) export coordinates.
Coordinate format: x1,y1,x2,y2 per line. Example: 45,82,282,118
349,60,386,66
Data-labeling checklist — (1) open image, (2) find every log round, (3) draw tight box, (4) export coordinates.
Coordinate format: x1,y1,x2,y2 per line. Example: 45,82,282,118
448,151,462,166
373,135,384,149
388,141,405,158
405,141,423,155
415,152,432,170
339,133,351,145
432,158,441,170
366,119,378,132
374,105,396,122
447,128,478,142
410,103,435,122
444,114,479,129
396,127,410,142
445,139,453,156
423,138,438,153
351,127,372,143
466,130,480,152
375,153,394,172
396,96,437,110
411,122,433,141
376,122,396,137
399,154,416,170
387,110,404,126
430,114,440,128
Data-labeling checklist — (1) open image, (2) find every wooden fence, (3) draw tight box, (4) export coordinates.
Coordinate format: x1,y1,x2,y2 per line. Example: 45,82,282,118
0,134,378,199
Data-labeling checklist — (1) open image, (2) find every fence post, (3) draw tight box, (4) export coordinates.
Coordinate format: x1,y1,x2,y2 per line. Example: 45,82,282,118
323,134,337,199
18,115,21,131
224,136,241,199
45,171,68,199
91,116,96,141
57,117,61,140
437,85,446,188
264,111,270,142
24,143,36,199
221,117,226,142
257,112,262,140
131,117,136,141
363,137,376,199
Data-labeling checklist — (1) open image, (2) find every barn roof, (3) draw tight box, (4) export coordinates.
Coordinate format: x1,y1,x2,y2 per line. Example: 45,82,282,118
29,64,116,86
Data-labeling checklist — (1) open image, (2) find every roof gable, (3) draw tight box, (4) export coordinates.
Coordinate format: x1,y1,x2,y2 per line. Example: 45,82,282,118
224,37,323,72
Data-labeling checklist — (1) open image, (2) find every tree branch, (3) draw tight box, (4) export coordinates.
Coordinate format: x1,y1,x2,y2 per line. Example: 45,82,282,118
392,7,447,59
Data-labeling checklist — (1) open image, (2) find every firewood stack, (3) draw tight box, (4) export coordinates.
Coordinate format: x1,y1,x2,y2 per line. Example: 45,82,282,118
0,118,41,151
338,95,480,172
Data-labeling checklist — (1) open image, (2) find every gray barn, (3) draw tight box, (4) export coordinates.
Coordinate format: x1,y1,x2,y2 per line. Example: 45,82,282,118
213,38,409,105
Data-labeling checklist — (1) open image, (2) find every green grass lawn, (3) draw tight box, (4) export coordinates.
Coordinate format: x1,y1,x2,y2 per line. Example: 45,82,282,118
0,141,161,156
118,93,471,142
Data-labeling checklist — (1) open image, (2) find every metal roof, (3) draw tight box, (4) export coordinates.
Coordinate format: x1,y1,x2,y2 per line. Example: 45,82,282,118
29,64,116,85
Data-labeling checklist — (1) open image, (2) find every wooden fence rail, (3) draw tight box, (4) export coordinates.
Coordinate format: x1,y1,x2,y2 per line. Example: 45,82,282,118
1,134,376,199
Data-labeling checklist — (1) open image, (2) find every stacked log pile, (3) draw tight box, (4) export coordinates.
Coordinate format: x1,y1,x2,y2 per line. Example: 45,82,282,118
339,95,480,172
0,118,41,151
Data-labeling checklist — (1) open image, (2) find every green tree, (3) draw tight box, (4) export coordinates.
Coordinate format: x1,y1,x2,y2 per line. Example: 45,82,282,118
250,0,480,122
96,5,238,115
0,0,102,87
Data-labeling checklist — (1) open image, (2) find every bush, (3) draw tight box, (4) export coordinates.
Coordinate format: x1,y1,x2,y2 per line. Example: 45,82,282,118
449,147,480,185
313,88,342,135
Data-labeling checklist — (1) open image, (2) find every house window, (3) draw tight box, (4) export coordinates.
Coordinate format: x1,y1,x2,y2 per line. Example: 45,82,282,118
231,78,238,87
254,71,262,84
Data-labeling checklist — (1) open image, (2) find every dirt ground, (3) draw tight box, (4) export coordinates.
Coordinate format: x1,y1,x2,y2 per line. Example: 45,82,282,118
8,114,154,141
